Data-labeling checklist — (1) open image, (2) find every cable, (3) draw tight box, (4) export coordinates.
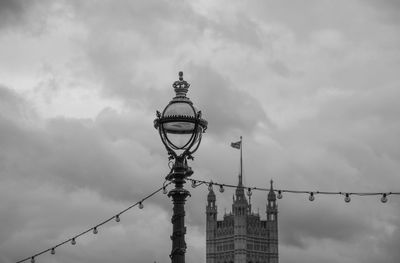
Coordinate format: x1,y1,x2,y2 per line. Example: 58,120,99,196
18,177,400,262
188,178,400,201
16,181,172,263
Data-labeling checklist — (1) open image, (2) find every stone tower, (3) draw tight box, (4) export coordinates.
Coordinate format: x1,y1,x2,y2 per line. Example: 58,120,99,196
205,177,279,263
206,187,217,263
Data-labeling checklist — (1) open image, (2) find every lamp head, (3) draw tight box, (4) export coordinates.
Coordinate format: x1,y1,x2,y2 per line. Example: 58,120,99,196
155,72,207,159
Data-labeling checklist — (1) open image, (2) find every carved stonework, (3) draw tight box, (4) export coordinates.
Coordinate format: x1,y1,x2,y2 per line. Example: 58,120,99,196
206,180,279,263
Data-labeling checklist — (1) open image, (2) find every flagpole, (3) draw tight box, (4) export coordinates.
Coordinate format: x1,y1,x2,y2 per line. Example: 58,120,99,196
240,136,243,186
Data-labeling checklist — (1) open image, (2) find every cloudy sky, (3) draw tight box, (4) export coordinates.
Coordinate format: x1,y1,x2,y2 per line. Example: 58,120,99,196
1,0,400,262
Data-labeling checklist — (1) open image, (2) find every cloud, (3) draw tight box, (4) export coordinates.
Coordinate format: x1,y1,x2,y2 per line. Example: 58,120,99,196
0,87,187,263
365,0,400,24
188,64,271,137
1,0,400,262
279,200,370,248
0,0,50,33
0,0,29,29
0,85,36,120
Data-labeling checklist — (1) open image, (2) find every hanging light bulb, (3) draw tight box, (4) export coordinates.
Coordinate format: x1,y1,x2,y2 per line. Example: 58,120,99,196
277,190,283,199
93,227,98,234
247,188,252,197
309,192,315,201
344,193,351,203
208,182,213,191
163,186,168,194
191,180,197,188
381,193,388,203
51,248,55,255
219,185,225,193
71,238,76,245
31,257,35,263
139,202,144,209
115,215,120,222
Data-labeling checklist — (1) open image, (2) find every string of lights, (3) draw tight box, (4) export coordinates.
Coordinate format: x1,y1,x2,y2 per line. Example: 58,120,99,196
188,178,400,203
16,181,172,263
16,177,400,263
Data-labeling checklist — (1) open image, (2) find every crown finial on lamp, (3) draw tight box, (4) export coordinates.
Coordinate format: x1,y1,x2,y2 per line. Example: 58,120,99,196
172,71,190,99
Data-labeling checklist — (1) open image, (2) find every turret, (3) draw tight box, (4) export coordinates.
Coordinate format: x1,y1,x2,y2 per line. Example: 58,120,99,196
267,180,278,221
232,173,248,263
232,175,248,216
207,187,217,219
267,180,279,263
206,187,217,263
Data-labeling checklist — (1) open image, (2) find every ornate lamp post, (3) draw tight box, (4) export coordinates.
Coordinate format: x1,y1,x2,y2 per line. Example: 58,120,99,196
154,72,208,263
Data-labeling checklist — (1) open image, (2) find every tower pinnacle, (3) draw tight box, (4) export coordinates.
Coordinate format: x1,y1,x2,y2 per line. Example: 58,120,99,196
268,180,276,201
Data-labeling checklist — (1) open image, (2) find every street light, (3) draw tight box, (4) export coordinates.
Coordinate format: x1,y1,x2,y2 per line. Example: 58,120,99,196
154,71,207,263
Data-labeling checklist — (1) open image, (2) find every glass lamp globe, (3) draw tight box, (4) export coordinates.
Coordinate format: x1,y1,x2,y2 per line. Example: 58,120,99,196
155,72,207,158
162,101,197,149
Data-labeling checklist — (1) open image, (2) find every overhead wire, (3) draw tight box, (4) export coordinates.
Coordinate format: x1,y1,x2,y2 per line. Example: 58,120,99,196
16,181,172,263
17,177,400,263
188,178,400,201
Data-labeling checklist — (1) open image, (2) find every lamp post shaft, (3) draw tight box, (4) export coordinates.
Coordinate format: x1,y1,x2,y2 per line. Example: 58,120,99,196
155,72,207,262
168,157,191,263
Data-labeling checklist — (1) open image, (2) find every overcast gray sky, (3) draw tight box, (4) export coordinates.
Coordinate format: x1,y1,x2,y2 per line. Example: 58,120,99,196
1,0,400,262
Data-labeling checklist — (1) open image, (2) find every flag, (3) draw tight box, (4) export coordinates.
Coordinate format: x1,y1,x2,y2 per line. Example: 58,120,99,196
231,141,241,149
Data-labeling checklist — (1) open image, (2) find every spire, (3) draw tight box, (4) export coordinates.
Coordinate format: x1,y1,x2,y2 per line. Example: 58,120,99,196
235,174,246,201
268,179,276,201
267,179,278,221
207,187,216,203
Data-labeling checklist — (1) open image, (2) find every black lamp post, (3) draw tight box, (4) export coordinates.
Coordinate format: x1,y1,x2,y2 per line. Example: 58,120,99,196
154,72,207,263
